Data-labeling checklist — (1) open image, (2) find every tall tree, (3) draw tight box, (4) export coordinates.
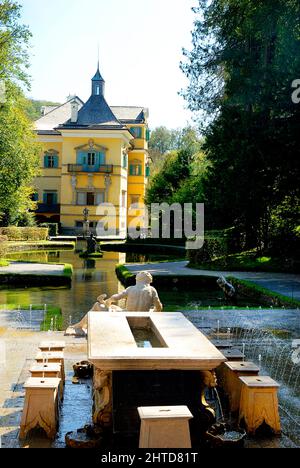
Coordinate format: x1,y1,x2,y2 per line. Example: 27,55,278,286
181,0,300,251
0,1,40,225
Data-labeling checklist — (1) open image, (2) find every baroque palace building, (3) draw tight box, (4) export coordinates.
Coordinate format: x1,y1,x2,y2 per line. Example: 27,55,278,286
34,64,150,237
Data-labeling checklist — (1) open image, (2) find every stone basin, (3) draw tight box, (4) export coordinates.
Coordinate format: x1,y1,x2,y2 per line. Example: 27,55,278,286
88,312,226,371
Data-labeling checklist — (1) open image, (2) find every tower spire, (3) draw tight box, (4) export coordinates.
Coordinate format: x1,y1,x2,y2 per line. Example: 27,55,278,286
91,49,105,97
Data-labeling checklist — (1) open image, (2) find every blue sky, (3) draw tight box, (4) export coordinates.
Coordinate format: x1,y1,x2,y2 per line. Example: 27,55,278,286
20,0,196,129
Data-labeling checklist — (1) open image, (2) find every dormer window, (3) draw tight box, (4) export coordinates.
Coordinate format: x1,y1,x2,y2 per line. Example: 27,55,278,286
96,86,100,95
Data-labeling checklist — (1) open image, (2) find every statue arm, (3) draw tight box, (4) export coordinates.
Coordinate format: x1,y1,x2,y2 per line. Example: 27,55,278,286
152,288,163,312
106,289,129,306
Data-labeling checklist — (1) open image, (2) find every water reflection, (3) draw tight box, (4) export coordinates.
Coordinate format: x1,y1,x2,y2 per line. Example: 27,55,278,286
0,250,126,327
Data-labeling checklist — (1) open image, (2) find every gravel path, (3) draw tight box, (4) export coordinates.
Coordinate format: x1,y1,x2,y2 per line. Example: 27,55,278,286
126,261,300,300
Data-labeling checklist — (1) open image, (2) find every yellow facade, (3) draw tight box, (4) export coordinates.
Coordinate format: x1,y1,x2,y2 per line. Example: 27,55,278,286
34,68,150,238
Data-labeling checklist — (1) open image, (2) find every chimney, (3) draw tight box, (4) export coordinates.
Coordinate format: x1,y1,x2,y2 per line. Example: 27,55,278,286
71,99,79,123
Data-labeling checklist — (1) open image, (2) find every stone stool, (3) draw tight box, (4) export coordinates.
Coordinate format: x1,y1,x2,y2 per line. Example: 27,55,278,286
238,376,281,435
39,341,66,353
212,340,233,349
138,406,193,449
222,362,260,413
222,348,245,361
20,378,61,440
30,363,64,400
35,351,65,382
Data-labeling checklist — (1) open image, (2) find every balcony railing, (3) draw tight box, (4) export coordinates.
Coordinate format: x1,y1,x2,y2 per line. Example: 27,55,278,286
36,204,61,214
68,164,114,174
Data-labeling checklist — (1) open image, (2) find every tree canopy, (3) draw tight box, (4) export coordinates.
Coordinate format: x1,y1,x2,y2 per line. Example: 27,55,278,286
180,0,300,253
0,0,40,226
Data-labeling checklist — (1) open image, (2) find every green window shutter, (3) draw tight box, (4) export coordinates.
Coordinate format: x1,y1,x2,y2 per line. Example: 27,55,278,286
146,129,151,141
129,165,134,176
98,152,105,165
43,193,48,204
53,193,58,204
44,155,49,168
146,166,150,177
77,152,86,165
54,155,59,168
137,165,142,176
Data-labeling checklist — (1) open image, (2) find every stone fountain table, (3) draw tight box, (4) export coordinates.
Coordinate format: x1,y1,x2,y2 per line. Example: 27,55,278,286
88,312,226,439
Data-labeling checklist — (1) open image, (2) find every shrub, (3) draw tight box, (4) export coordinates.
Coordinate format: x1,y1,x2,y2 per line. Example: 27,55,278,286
188,230,228,266
0,235,8,258
0,227,49,241
40,223,60,237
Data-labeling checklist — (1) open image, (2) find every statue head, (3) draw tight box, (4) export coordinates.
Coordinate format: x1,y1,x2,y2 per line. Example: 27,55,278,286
217,276,227,287
136,271,153,285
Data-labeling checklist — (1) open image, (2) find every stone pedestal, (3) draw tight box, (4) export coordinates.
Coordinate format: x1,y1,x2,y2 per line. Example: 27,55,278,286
221,362,260,413
39,341,66,353
20,378,61,440
30,363,64,400
238,376,281,435
35,351,65,382
138,406,193,449
222,349,245,361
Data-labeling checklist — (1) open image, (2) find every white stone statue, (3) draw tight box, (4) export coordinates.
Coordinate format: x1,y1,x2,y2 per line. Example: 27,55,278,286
107,271,163,312
65,271,163,337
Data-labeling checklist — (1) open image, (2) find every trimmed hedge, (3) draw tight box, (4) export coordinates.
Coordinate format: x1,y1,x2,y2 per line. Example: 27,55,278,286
115,264,218,290
0,272,72,287
40,223,60,237
0,235,8,259
228,276,300,309
0,227,49,241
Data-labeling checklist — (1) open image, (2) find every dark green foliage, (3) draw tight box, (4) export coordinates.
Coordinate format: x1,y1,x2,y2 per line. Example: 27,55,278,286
181,0,300,256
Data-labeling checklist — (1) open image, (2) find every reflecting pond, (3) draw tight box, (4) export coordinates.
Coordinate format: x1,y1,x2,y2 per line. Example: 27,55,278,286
0,248,276,328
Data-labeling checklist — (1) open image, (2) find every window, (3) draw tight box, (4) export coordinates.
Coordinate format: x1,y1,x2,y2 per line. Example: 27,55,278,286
44,154,58,168
146,129,151,142
43,192,58,205
96,86,100,95
130,127,142,139
146,165,151,177
76,221,98,228
76,192,86,206
76,191,105,206
130,164,142,176
76,151,106,168
122,154,128,169
87,152,96,166
95,192,105,205
130,195,140,205
32,192,39,202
